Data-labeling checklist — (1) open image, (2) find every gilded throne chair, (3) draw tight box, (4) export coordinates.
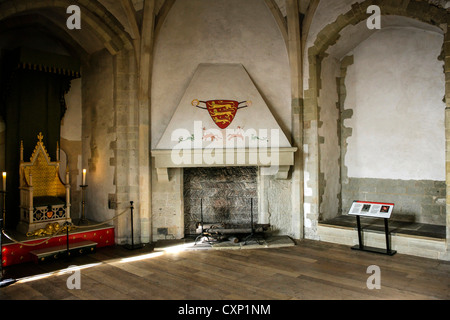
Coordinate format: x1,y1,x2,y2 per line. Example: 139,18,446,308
17,133,71,235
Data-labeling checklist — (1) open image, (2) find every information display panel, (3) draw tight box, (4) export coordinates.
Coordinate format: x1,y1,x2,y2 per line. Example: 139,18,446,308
348,200,396,256
348,201,394,219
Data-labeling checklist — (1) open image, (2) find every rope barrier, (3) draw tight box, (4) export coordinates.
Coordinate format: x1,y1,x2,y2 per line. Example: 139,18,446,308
1,206,131,247
74,206,131,229
2,227,67,247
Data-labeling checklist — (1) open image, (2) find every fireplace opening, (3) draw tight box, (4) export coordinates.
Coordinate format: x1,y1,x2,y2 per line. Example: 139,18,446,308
183,167,259,238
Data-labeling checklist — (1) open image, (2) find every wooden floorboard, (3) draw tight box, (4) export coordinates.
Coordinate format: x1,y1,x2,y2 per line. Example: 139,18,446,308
0,239,449,300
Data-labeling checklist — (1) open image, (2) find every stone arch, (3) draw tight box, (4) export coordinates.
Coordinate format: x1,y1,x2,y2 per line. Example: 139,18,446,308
0,13,90,63
155,0,176,41
310,1,447,57
303,0,449,248
264,0,289,49
0,0,134,55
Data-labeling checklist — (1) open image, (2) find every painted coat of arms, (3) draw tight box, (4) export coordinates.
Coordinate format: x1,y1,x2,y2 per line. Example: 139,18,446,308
192,99,251,129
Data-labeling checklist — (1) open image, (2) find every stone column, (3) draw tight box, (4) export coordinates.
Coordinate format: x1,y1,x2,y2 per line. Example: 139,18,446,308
113,49,140,244
113,0,156,245
136,0,156,244
286,0,304,240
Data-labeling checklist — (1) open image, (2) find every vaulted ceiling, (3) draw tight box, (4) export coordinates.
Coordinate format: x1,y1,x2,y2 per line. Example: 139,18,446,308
0,0,448,63
0,0,303,60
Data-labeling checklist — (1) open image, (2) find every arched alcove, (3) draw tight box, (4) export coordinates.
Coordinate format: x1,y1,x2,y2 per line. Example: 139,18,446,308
304,1,449,247
0,0,136,238
319,16,445,226
0,19,83,229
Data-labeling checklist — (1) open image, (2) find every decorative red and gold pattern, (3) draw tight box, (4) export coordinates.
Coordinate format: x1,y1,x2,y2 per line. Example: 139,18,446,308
1,227,114,267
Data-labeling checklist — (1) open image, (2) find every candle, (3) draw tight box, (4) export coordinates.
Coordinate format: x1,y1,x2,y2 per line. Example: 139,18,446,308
82,169,86,185
2,172,5,191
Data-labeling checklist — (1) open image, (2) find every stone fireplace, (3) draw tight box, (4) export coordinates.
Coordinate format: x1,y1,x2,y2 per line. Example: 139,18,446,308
151,63,297,241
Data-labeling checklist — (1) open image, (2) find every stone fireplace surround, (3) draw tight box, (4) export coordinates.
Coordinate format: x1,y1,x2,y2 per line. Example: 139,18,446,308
151,63,297,241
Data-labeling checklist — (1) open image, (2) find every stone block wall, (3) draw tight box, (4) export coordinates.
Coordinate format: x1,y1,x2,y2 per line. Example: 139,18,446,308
151,167,184,241
342,178,446,225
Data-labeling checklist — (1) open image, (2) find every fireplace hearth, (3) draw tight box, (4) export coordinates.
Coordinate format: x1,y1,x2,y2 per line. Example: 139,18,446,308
184,167,262,241
193,197,271,246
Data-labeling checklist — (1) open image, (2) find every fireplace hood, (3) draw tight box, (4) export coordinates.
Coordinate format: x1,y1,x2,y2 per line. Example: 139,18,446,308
152,63,297,182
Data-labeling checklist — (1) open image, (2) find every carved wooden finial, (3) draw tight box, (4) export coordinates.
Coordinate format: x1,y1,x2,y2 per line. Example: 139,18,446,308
37,132,43,143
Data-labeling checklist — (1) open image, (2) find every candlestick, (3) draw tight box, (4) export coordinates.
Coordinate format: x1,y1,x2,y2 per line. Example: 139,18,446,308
2,190,5,229
82,169,86,185
2,172,5,191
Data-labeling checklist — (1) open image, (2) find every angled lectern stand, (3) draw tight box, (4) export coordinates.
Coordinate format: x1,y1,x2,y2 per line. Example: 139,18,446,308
349,201,397,256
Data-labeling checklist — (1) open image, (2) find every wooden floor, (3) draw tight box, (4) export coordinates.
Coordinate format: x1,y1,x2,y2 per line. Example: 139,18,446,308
1,239,449,300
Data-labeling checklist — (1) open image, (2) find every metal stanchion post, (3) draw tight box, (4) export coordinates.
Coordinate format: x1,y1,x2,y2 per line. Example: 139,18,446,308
78,185,89,225
0,191,16,288
125,201,144,250
63,219,71,261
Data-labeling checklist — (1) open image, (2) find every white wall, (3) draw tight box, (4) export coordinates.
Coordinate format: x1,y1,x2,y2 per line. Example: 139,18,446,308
345,27,445,181
151,0,291,148
61,78,82,142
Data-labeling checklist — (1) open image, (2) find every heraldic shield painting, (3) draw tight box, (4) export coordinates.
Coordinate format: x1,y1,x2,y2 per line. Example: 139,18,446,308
192,99,252,129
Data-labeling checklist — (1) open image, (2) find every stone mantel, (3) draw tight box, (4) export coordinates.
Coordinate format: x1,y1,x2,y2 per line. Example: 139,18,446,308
152,147,298,182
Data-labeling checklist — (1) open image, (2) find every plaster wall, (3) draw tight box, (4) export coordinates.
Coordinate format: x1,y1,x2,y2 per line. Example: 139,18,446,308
61,78,83,218
62,78,82,142
344,27,445,181
338,27,446,225
151,0,291,148
82,50,116,224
